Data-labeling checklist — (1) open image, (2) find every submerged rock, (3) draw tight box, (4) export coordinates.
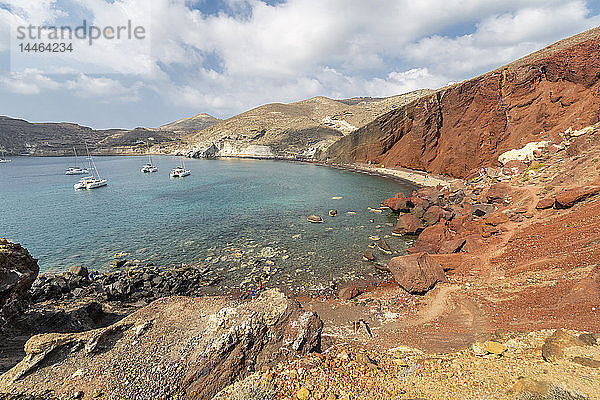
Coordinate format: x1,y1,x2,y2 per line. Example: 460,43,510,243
377,238,392,254
307,215,324,223
362,250,376,262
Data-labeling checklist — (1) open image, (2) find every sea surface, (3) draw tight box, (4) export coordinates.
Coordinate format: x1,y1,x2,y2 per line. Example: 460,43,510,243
0,156,416,293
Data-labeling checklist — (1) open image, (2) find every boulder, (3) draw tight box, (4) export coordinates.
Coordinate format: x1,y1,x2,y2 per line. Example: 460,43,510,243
541,329,585,362
1,289,322,400
0,239,39,316
407,222,450,254
362,249,376,262
377,238,392,254
387,253,448,294
485,183,511,203
68,266,89,279
382,194,413,213
422,205,445,226
393,214,424,236
339,286,361,301
484,210,510,226
415,187,444,206
485,341,506,355
438,238,466,254
554,185,600,209
471,203,496,218
535,198,555,210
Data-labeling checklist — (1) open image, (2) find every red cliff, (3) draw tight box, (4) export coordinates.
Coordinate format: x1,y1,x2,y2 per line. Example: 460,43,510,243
323,27,600,178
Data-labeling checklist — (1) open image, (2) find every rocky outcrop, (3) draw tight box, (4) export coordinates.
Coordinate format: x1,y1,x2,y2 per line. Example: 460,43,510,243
554,185,600,209
0,239,38,322
1,289,322,400
323,27,600,178
387,253,447,294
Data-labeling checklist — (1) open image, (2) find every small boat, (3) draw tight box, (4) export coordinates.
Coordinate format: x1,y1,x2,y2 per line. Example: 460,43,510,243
74,144,108,190
170,157,190,178
141,144,158,173
65,147,88,175
141,163,158,173
170,166,190,178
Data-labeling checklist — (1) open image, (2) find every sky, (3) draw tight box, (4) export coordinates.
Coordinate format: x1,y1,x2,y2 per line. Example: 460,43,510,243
0,0,599,129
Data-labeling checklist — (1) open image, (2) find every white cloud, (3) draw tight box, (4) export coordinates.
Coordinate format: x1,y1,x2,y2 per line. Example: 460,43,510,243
65,74,142,102
0,0,599,125
0,69,60,94
405,1,600,76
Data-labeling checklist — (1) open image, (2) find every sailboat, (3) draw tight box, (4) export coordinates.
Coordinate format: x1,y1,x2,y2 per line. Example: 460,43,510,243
170,156,191,178
74,144,108,190
0,149,11,163
65,147,89,175
141,146,158,173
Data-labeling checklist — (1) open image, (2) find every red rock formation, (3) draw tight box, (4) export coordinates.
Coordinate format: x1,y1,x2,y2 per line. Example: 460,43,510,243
387,253,448,294
323,27,600,178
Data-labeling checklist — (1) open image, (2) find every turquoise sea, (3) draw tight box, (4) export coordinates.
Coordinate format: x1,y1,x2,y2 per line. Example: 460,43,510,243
0,156,415,292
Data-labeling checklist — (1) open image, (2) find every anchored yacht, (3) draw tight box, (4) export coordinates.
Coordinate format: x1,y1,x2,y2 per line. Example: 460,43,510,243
74,145,108,190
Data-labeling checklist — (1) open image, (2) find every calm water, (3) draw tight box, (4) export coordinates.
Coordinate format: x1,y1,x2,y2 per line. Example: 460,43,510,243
0,156,415,292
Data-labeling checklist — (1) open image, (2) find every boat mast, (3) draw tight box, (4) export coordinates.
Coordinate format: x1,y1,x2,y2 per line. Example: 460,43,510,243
85,143,101,179
73,147,79,168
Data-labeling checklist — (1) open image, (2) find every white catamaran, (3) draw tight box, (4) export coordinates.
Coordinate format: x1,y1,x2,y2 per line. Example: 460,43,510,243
170,156,191,178
141,149,158,173
74,145,108,190
65,147,89,175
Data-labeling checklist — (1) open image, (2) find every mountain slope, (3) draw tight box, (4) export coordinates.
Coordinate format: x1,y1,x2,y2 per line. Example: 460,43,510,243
159,113,220,134
181,90,433,158
0,117,181,156
322,27,600,178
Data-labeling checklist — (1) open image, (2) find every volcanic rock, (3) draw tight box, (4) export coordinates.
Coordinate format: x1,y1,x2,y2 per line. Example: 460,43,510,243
485,183,511,204
407,222,450,254
484,211,510,226
536,198,555,210
339,286,361,301
382,195,412,213
362,249,376,262
307,215,324,223
438,238,466,254
422,205,445,226
387,253,448,294
323,28,600,178
541,329,586,362
377,238,392,254
554,185,600,209
1,289,322,400
0,239,39,318
393,214,424,236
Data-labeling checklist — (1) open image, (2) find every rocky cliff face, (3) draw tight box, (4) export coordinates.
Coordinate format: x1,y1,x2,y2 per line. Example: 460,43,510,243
0,239,38,323
182,91,433,159
323,27,600,178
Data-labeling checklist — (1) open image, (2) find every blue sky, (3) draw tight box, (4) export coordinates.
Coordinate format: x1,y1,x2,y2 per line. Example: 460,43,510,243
0,0,599,129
